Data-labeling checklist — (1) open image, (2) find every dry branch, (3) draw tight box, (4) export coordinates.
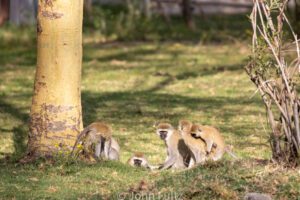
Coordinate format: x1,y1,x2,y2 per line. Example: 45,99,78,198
246,0,300,166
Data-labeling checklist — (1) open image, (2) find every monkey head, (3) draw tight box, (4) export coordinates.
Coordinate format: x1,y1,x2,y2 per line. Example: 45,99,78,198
190,124,203,139
127,152,149,168
91,122,112,140
134,158,143,166
178,120,193,135
156,123,174,141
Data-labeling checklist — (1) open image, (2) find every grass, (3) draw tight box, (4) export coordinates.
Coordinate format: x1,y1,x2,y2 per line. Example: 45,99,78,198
82,5,252,42
0,6,300,200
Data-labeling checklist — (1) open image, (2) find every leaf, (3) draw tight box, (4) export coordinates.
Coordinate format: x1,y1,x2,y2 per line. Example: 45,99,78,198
28,177,39,182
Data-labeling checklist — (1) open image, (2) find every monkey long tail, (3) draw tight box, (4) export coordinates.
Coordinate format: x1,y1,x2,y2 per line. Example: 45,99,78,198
224,146,238,159
70,127,90,157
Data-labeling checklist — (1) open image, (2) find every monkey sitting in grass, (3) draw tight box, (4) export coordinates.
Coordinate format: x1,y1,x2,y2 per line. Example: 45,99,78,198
71,122,120,161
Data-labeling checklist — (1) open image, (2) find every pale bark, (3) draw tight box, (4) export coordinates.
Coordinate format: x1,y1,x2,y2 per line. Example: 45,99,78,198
28,0,84,156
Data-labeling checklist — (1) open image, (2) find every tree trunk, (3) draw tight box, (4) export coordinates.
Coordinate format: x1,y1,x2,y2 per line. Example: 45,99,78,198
296,0,300,20
28,0,84,157
84,0,92,20
156,1,171,25
182,0,195,30
0,0,9,26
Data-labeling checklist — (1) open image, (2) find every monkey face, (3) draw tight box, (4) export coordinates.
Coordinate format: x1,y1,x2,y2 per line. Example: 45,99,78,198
191,132,199,138
128,155,148,168
190,130,203,139
158,130,168,140
190,124,203,139
156,123,173,141
190,132,195,137
133,158,142,167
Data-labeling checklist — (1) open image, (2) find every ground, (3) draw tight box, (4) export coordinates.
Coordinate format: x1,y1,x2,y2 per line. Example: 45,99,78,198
0,10,300,200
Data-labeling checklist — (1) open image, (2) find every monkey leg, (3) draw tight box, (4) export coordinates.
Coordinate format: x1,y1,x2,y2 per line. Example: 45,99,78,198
188,157,196,168
195,150,207,164
160,156,176,170
212,149,224,161
108,149,119,160
94,143,101,161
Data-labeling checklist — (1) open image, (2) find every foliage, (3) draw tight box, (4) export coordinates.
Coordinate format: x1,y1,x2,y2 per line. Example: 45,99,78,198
246,0,300,166
83,5,251,42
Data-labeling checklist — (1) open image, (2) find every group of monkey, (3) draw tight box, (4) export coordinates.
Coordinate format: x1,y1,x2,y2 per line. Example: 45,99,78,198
71,120,236,170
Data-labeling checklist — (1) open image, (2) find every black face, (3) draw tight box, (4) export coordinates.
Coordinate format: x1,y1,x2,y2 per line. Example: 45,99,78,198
159,130,168,140
191,133,200,139
134,159,142,167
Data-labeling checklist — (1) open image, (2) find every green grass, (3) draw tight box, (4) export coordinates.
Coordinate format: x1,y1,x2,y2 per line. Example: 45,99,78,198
0,7,300,200
82,5,252,42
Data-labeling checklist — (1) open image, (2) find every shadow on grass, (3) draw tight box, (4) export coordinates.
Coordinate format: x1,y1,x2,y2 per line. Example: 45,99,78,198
0,54,261,160
0,126,28,162
0,44,36,71
119,160,267,200
82,44,248,91
0,97,29,161
0,97,29,123
12,126,28,159
82,90,261,133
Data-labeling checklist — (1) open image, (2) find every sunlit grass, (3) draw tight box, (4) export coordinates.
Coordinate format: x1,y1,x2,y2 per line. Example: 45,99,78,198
0,14,299,200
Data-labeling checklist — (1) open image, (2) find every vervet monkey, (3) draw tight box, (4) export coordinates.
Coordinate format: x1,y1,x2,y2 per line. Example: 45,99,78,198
156,122,193,170
190,124,237,160
178,120,207,166
127,152,156,170
71,122,119,161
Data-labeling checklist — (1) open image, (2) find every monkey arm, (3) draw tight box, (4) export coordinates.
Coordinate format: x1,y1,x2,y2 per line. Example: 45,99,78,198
159,154,177,170
164,155,169,162
70,127,90,156
205,139,214,153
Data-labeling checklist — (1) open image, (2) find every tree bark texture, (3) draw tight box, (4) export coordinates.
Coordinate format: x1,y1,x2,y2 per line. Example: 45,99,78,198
28,0,84,156
0,0,9,26
182,0,195,30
